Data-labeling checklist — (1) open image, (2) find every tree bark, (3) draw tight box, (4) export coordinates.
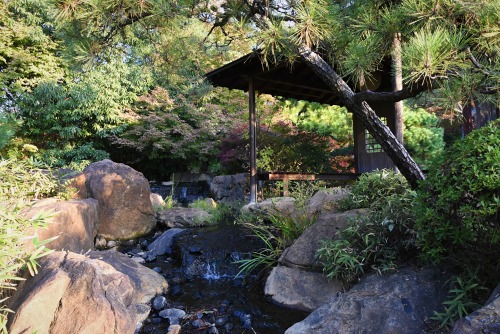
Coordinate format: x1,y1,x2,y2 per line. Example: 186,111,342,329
392,32,404,144
299,46,425,189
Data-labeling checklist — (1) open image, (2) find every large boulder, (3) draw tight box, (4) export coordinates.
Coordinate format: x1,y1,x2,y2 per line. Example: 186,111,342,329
156,208,212,227
8,250,161,334
24,198,99,253
87,250,168,322
285,267,449,334
452,283,500,333
264,209,366,311
264,265,343,312
83,159,156,240
209,173,247,203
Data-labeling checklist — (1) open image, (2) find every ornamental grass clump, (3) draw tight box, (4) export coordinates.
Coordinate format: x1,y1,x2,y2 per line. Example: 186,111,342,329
0,157,61,331
236,204,317,277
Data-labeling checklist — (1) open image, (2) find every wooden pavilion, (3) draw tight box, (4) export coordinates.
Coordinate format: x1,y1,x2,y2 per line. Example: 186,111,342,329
206,52,399,203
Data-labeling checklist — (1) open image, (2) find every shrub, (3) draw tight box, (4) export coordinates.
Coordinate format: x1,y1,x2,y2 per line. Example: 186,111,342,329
414,119,500,286
318,170,418,285
339,169,410,210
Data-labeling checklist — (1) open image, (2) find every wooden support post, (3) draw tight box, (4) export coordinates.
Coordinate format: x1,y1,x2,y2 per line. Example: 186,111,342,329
282,175,289,197
249,77,257,203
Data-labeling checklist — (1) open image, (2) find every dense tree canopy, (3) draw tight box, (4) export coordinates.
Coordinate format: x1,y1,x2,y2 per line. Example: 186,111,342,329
45,0,499,186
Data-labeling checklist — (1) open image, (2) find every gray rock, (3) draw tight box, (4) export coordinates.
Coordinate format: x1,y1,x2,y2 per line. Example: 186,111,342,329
159,308,186,325
452,283,500,334
207,324,219,334
131,256,146,264
281,208,368,269
242,196,296,217
209,173,247,203
156,208,211,227
191,319,205,328
264,265,343,312
285,267,449,334
147,228,184,256
152,295,167,311
305,189,349,215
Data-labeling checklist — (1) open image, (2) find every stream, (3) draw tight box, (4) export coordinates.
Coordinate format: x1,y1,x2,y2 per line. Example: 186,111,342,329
121,224,308,334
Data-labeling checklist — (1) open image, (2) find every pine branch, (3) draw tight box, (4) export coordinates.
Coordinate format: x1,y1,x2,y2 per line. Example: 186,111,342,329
353,83,430,103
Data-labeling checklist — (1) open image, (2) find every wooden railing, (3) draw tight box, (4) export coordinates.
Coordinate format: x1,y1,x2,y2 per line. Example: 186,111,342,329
257,172,359,196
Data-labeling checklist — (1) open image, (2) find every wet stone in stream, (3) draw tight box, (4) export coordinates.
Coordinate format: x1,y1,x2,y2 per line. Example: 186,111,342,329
120,224,308,334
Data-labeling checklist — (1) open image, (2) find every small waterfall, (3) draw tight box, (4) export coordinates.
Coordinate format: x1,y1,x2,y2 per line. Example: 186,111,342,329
203,262,225,280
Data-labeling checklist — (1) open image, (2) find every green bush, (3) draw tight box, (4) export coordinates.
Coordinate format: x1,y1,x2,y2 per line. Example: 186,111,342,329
414,119,500,285
318,170,417,285
339,169,411,210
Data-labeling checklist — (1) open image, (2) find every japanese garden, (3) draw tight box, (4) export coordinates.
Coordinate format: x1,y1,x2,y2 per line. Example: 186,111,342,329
0,0,498,333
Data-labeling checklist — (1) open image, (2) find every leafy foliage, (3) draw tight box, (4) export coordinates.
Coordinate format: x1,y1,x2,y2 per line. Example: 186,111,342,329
18,59,151,168
403,105,444,169
318,170,417,285
414,119,500,285
339,169,411,210
0,113,20,150
432,274,487,329
0,0,64,96
110,87,242,179
220,119,353,175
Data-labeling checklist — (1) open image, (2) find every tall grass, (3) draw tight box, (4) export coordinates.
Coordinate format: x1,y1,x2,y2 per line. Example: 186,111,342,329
236,207,317,277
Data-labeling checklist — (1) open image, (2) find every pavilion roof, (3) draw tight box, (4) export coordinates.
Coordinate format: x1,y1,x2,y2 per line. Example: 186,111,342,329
205,52,345,105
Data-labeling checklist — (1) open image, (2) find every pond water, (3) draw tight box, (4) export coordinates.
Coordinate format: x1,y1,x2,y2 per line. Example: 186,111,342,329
124,224,308,334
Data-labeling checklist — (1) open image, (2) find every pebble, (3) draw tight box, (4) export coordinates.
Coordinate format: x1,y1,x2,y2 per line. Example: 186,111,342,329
152,296,167,311
191,319,205,328
139,238,149,249
106,240,117,248
207,324,219,334
159,308,186,325
215,317,228,326
95,235,107,249
167,324,181,334
224,322,234,332
188,246,202,254
152,267,162,273
131,256,145,264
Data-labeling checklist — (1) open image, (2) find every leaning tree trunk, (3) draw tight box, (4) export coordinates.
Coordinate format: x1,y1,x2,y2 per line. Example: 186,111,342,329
299,46,425,189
